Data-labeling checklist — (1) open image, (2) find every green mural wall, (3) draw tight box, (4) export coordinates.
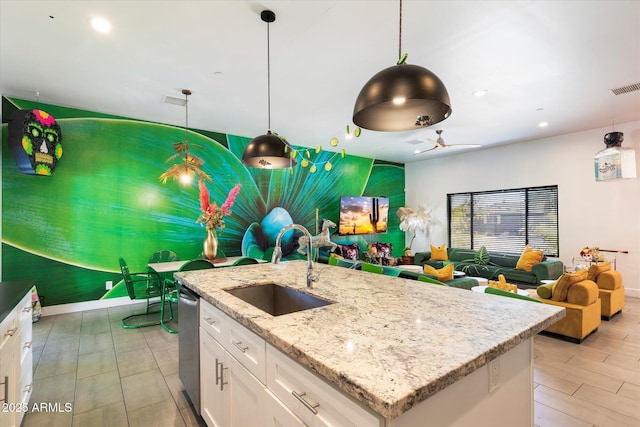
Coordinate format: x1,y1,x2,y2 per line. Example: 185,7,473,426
1,96,405,306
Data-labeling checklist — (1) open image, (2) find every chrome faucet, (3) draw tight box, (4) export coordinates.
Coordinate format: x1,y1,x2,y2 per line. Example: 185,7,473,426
272,224,317,288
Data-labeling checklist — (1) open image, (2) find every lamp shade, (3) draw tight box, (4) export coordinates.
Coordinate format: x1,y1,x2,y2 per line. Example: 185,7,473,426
353,63,452,132
241,130,296,168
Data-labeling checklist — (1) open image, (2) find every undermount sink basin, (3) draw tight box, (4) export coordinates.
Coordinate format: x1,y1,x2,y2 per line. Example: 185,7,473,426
224,283,333,316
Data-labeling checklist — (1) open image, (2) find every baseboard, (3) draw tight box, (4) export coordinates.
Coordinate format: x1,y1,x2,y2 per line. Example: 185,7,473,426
625,288,640,298
41,297,140,317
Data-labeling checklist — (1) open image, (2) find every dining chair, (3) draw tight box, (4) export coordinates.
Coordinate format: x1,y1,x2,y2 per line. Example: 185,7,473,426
148,249,180,263
119,257,164,329
484,286,541,303
231,257,259,266
161,259,215,333
361,262,384,274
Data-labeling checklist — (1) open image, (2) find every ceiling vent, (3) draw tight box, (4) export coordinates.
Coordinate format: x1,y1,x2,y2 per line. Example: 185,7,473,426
610,82,640,96
163,95,187,106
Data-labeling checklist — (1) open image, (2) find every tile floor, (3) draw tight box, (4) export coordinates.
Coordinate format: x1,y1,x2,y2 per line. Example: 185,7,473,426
22,304,204,427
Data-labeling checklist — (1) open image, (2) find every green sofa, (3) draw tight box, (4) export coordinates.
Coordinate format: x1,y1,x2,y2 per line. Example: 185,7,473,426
414,247,563,287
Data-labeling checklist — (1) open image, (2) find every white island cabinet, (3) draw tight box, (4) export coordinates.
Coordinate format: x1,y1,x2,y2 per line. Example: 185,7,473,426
1,282,34,427
179,261,565,427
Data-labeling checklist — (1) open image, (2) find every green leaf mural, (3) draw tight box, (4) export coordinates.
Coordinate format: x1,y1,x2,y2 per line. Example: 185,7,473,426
2,97,405,306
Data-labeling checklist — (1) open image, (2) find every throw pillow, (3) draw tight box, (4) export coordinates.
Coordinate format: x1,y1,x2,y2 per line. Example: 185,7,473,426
587,261,611,281
536,282,555,299
474,246,490,265
430,244,448,261
423,263,454,281
515,245,544,272
374,242,392,258
551,269,587,302
341,243,360,260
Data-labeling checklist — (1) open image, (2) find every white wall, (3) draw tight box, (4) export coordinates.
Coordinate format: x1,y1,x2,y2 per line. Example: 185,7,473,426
405,121,640,297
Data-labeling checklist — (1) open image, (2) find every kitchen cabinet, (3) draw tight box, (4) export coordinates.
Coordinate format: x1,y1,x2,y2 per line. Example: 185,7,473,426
1,286,33,427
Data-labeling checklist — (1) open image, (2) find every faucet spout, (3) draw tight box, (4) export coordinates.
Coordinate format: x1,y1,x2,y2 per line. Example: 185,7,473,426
272,224,316,288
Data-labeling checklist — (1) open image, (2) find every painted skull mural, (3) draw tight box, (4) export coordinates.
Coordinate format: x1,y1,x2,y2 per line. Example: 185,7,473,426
8,109,63,175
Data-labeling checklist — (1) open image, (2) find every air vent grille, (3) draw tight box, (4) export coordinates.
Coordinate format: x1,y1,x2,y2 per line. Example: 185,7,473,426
610,82,640,96
163,95,187,106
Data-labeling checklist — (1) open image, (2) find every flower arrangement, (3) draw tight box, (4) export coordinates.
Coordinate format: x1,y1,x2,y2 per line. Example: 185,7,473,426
579,246,600,261
197,180,241,231
396,205,434,254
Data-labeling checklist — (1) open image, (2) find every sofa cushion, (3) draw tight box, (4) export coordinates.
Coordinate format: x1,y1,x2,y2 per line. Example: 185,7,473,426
552,270,587,302
474,246,490,265
567,279,599,306
516,246,544,272
373,242,392,258
423,263,454,281
537,282,555,299
430,244,448,261
587,261,611,281
596,269,622,290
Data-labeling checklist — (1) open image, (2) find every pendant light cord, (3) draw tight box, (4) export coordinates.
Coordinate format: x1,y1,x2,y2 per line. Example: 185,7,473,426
398,0,402,62
267,20,271,131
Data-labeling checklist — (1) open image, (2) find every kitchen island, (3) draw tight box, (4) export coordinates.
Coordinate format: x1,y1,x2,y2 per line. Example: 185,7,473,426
176,260,564,426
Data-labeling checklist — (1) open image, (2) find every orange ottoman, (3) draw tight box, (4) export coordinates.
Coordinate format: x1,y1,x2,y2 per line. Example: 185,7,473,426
596,270,624,320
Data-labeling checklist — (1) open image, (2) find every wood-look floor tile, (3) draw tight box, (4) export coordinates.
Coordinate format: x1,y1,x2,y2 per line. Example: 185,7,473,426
72,401,128,427
567,354,640,385
533,358,623,393
533,401,593,427
533,366,582,395
535,384,639,427
618,381,640,402
573,383,640,420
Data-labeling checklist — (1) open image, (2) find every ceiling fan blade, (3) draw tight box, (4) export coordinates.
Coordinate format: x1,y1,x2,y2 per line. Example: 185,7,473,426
413,145,438,155
442,143,481,149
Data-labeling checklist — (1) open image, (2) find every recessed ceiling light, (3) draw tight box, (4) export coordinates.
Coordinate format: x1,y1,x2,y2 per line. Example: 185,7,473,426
91,17,111,33
472,89,488,97
538,121,549,128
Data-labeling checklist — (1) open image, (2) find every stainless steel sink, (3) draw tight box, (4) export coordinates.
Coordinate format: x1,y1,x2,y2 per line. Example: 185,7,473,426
224,283,333,316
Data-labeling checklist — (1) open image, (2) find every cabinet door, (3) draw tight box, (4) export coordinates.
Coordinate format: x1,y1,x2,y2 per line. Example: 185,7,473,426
0,330,20,427
264,389,306,427
225,351,265,427
200,327,228,427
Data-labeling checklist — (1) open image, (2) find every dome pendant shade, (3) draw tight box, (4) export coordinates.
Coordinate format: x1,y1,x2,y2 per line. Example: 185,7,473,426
242,131,296,168
353,63,452,132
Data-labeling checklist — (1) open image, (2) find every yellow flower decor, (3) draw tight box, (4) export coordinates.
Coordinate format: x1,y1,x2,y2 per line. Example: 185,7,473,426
197,180,241,232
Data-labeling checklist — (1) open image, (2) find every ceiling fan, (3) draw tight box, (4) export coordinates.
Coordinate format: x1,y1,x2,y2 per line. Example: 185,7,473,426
412,130,481,155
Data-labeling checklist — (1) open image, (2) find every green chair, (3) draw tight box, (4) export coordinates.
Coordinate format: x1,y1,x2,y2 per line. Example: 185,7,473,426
417,275,448,286
484,286,542,303
148,250,179,263
361,262,384,274
161,259,215,333
231,257,259,266
119,257,164,329
381,266,401,277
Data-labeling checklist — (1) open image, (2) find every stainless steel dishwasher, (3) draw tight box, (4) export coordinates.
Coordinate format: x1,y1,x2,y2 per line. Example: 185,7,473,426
178,284,200,414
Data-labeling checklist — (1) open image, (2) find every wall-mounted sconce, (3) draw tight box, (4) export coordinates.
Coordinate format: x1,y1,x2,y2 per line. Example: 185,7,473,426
594,131,637,181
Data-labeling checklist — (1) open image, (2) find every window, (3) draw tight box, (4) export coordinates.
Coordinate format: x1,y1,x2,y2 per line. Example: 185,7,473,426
448,185,558,256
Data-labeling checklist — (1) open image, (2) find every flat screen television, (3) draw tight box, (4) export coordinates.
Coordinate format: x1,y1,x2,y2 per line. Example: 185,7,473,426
338,196,389,235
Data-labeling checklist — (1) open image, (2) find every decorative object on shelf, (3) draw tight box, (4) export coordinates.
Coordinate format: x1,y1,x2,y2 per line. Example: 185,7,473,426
197,179,241,260
8,108,63,175
242,10,296,169
594,130,637,181
296,218,338,255
396,205,434,255
352,0,451,131
159,89,211,185
579,246,602,262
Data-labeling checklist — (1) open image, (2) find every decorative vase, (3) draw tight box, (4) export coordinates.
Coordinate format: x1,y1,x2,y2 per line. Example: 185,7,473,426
203,228,218,260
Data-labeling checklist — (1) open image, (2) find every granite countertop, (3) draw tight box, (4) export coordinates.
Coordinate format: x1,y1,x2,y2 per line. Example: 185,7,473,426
176,260,564,419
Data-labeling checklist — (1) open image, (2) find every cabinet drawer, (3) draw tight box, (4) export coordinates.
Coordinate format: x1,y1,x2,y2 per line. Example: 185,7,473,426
266,344,381,427
225,317,266,384
199,299,227,343
20,350,33,405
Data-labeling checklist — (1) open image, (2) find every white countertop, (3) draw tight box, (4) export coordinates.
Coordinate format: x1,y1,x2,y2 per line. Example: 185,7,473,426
176,260,564,419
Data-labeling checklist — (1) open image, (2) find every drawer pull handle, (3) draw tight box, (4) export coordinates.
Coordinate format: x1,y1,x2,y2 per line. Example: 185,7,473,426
292,391,319,415
1,376,8,404
23,306,32,313
24,384,32,393
215,358,221,385
5,327,17,337
232,340,248,353
204,317,216,325
24,341,32,349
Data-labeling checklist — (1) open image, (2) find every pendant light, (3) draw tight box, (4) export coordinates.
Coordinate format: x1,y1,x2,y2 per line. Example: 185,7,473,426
242,10,296,169
353,0,452,132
